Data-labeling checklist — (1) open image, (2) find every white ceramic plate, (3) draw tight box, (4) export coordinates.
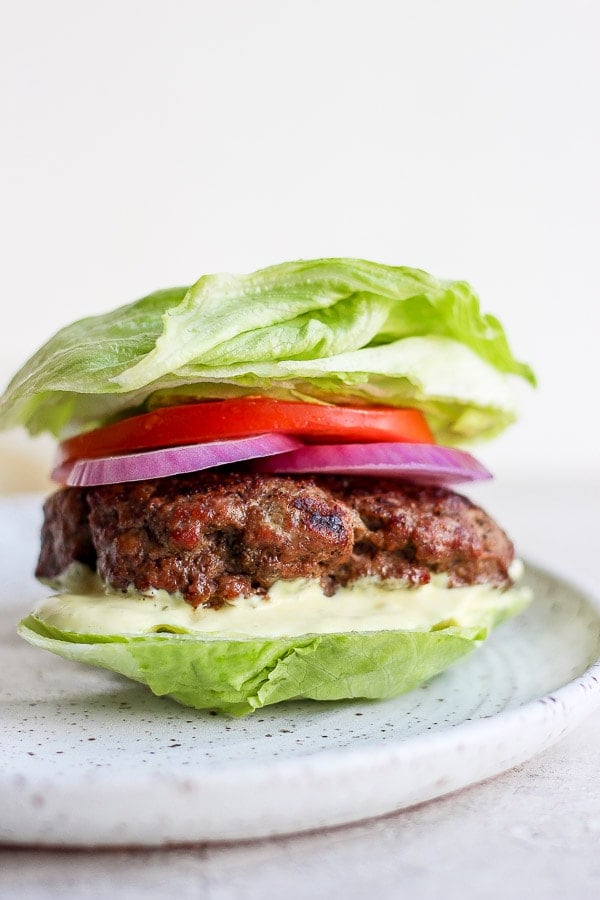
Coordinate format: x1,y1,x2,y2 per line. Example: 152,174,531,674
1,494,600,847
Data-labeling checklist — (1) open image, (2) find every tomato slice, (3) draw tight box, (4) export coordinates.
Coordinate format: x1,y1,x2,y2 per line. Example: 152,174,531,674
57,398,435,464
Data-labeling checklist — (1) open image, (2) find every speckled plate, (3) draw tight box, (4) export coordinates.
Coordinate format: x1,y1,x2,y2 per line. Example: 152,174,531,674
2,494,600,847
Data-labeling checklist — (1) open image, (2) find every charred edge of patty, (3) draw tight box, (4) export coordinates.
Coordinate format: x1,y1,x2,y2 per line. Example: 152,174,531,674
36,472,515,608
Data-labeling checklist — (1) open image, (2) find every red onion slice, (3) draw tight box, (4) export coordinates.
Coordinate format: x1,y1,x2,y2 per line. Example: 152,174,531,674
250,442,492,485
55,434,304,487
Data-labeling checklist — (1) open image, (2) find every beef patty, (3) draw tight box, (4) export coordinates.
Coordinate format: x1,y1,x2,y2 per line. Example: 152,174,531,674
36,472,515,607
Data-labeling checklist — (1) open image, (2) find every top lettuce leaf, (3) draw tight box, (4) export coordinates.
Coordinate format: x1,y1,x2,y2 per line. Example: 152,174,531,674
0,258,535,443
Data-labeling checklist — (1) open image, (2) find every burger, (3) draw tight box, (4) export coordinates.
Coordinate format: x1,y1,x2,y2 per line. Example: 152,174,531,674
0,258,535,714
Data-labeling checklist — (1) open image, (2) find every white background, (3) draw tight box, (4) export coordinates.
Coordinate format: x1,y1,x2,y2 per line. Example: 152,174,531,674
1,0,599,489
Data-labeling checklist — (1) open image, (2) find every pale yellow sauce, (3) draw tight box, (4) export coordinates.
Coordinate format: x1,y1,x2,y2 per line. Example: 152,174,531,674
34,562,530,639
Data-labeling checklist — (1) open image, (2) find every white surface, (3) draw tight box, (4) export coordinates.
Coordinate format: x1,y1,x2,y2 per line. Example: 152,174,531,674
3,718,600,900
1,490,600,853
1,0,599,483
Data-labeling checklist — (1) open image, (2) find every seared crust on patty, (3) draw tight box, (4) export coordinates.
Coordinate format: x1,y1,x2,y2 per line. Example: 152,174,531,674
36,472,514,607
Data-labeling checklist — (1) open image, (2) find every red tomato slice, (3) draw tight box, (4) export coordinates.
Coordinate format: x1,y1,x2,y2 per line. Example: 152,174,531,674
57,398,435,464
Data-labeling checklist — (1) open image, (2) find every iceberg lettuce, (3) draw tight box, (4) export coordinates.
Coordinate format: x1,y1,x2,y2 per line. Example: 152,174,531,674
18,582,528,715
0,259,534,443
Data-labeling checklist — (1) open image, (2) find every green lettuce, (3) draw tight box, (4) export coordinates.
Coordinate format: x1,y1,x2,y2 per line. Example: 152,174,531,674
0,259,534,443
18,586,526,714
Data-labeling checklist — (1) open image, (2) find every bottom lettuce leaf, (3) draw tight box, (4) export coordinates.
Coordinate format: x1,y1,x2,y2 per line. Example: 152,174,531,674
17,612,518,715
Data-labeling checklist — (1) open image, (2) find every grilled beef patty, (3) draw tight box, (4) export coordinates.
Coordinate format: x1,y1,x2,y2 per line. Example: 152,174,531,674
36,472,514,607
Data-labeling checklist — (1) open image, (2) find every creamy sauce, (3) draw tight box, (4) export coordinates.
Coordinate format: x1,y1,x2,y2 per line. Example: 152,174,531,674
33,562,530,639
